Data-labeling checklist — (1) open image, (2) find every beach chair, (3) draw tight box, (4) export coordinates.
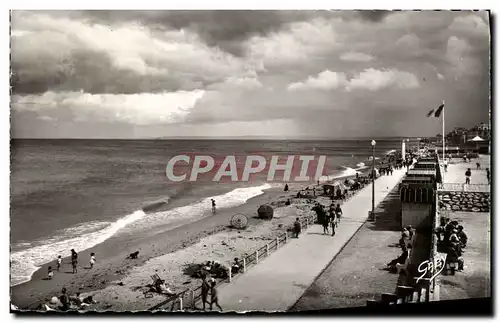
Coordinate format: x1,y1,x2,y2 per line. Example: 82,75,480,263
143,274,164,298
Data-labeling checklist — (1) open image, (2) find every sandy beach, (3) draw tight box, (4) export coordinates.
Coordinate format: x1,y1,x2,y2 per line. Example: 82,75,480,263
11,176,349,310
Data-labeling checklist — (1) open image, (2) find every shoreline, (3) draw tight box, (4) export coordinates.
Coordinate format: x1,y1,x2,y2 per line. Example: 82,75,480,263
11,161,380,310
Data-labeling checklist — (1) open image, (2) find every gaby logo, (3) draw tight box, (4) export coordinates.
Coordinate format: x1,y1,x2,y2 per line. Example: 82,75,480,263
415,254,447,284
165,154,328,182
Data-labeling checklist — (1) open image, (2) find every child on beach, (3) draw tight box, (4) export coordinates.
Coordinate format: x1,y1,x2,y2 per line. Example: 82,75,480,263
89,253,96,269
209,279,223,312
47,266,54,280
57,255,62,271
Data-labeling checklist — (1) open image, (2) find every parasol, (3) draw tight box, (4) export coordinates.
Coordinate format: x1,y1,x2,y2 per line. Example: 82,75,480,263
230,213,248,229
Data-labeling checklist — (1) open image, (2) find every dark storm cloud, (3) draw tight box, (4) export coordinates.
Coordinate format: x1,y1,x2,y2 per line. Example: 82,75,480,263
355,10,393,22
10,48,209,95
79,10,336,56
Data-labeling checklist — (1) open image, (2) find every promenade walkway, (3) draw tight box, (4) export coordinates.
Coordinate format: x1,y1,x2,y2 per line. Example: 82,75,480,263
217,168,407,312
442,155,490,185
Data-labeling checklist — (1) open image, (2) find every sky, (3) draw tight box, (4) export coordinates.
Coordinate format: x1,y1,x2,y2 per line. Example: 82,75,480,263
10,10,490,139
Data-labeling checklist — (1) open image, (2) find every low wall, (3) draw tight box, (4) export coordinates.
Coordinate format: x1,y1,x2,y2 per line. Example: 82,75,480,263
438,191,490,212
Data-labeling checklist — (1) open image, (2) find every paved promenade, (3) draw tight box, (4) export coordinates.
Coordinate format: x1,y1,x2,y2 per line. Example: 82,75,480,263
443,155,490,185
217,168,407,312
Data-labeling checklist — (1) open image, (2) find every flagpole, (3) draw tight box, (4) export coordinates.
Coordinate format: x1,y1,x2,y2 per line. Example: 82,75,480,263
442,100,445,162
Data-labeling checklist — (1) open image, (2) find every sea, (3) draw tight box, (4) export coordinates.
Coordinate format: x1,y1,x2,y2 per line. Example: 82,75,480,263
10,138,414,286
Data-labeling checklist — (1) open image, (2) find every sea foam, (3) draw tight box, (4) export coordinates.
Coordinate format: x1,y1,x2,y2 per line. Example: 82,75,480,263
10,210,146,286
10,184,272,286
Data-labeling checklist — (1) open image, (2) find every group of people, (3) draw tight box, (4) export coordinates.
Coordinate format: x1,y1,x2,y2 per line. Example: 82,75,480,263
312,202,343,237
48,249,96,280
379,167,394,176
200,272,223,311
386,226,414,273
435,217,467,272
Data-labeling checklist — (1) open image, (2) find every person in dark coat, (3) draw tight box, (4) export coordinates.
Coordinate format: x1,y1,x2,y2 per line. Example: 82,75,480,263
457,225,468,248
70,249,78,274
293,217,302,238
200,273,210,311
209,279,223,311
59,288,70,311
387,246,409,272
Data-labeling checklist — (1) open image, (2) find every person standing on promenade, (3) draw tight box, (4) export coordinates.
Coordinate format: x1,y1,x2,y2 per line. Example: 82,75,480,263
465,168,472,185
330,212,337,236
486,168,490,184
209,279,223,312
71,249,78,274
335,204,343,223
322,209,330,235
293,217,302,238
211,199,216,214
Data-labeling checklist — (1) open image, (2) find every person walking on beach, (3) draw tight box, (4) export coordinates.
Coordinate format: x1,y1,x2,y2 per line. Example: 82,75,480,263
486,168,490,184
200,273,210,311
335,204,343,223
293,217,302,238
56,255,62,271
211,199,216,214
89,253,96,269
71,249,78,274
465,168,472,185
476,162,481,170
209,278,223,312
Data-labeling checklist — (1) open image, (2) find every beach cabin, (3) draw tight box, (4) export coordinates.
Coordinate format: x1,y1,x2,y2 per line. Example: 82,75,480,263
399,157,441,229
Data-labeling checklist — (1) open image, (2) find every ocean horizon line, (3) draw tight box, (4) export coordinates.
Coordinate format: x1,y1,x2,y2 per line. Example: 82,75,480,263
11,136,427,141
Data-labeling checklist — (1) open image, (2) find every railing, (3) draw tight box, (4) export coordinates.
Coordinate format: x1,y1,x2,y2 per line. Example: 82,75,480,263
149,177,375,311
149,212,318,312
439,183,490,192
367,279,433,307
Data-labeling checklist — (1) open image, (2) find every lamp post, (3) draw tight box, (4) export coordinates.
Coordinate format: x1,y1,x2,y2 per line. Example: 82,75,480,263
370,140,376,221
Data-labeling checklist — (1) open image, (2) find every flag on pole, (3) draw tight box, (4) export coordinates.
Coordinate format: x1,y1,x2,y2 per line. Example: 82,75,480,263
426,102,445,118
